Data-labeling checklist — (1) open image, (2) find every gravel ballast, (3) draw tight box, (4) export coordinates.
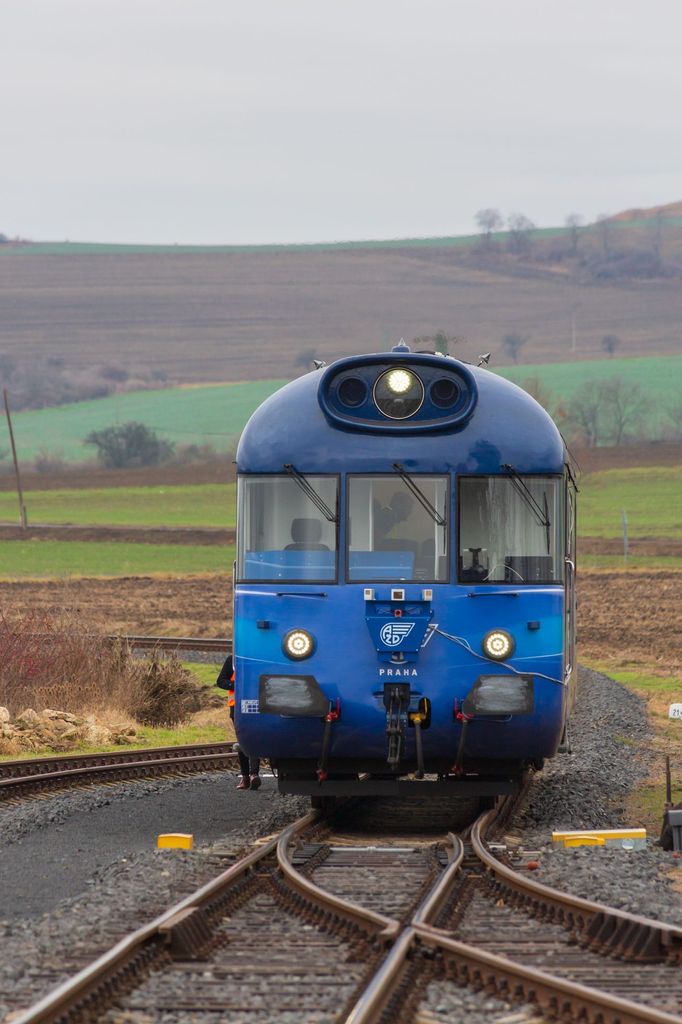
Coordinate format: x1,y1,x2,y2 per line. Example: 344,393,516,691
0,775,308,1019
419,665,682,1023
507,666,682,925
2,665,680,1023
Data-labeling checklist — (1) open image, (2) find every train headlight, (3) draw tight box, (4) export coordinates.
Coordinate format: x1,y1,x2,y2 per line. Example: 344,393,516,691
373,367,424,419
283,628,315,660
482,629,515,661
386,369,412,394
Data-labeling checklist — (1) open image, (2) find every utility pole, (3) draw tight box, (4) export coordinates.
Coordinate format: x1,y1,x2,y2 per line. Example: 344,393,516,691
3,389,27,528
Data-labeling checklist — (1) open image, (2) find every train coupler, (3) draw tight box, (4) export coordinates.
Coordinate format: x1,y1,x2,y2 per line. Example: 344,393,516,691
317,699,341,783
384,683,411,766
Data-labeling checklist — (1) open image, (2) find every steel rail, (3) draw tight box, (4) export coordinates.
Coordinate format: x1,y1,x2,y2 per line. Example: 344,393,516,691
343,833,465,1024
414,925,682,1024
116,635,231,653
1,748,237,800
276,820,401,940
343,805,682,1024
0,742,236,779
472,807,682,961
11,811,318,1024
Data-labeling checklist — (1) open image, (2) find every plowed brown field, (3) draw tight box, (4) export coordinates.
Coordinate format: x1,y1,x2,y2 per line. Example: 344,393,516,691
0,571,679,675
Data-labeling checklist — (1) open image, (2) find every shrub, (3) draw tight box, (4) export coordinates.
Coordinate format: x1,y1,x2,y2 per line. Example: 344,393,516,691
33,449,68,474
0,611,211,727
85,421,175,468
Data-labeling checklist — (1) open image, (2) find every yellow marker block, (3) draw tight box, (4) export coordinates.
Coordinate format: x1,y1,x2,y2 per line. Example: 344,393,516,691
157,833,194,850
563,835,606,848
552,828,646,849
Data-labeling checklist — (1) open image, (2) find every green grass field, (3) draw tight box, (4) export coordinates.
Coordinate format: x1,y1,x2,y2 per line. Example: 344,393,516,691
1,465,679,542
499,354,682,420
3,217,679,256
6,355,680,466
8,380,286,464
0,540,234,578
579,466,682,538
0,484,236,528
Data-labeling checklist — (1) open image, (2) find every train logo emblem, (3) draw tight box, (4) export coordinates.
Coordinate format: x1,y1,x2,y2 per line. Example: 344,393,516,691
380,621,415,647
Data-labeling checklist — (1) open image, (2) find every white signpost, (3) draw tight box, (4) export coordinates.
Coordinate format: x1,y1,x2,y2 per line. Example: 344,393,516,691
668,703,682,720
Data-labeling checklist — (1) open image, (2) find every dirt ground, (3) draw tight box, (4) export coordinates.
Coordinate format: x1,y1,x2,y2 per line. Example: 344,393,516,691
2,248,681,384
0,525,234,546
577,571,682,676
0,571,679,676
1,442,680,494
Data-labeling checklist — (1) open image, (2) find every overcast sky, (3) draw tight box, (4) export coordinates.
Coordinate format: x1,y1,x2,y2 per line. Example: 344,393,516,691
2,0,681,245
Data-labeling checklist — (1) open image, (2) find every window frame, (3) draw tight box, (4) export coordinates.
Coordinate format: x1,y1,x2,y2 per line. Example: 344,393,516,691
345,472,450,584
456,473,565,586
236,472,340,585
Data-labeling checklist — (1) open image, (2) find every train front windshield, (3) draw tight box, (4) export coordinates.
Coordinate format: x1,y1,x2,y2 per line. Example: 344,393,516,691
347,476,448,582
237,473,563,585
458,475,563,584
237,475,338,582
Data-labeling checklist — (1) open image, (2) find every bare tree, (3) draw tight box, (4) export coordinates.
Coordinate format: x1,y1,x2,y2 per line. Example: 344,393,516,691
651,209,667,269
565,213,583,255
599,376,645,445
601,334,621,359
507,213,535,255
567,381,602,447
566,376,645,446
475,208,503,249
502,333,528,364
517,376,568,429
666,396,682,438
413,331,465,356
596,213,612,258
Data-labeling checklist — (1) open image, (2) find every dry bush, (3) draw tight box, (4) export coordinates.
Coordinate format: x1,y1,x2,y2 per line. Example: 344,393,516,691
0,611,212,727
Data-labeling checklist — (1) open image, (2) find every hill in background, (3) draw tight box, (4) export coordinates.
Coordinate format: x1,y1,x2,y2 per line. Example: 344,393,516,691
0,205,680,389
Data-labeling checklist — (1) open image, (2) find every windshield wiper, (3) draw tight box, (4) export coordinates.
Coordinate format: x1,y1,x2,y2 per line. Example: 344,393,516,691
283,464,337,523
502,463,551,554
392,463,446,526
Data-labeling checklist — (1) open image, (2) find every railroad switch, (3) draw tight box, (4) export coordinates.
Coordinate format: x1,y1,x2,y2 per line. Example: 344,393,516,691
158,906,213,960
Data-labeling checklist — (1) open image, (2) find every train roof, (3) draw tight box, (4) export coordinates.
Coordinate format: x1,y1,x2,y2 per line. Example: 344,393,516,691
237,348,566,475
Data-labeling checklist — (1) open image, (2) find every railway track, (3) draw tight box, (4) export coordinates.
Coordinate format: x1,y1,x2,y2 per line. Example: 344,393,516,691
10,797,682,1024
0,743,237,802
115,634,231,654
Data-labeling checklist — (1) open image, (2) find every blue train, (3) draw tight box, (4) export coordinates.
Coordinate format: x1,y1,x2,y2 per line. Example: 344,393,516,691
233,343,577,800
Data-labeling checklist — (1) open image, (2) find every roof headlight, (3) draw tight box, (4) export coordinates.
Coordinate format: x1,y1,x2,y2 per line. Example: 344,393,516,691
283,628,315,660
373,367,424,420
482,629,515,661
386,369,413,394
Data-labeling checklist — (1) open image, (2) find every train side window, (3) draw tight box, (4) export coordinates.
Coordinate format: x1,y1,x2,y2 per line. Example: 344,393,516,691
458,476,563,584
347,475,448,582
237,475,338,582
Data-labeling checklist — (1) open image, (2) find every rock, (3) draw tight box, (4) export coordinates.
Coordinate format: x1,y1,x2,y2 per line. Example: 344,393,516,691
111,728,136,745
40,709,78,723
81,718,112,745
1,723,15,739
0,706,10,725
15,708,40,728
